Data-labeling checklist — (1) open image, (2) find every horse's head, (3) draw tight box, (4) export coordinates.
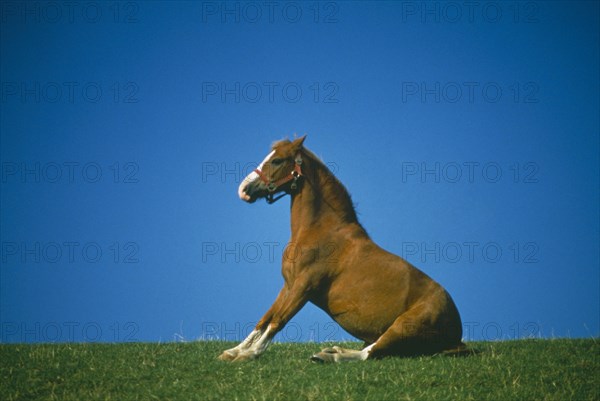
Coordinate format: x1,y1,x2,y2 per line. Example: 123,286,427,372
238,136,306,204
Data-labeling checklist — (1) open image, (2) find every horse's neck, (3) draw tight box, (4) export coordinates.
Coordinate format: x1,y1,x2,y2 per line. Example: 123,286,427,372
290,159,365,240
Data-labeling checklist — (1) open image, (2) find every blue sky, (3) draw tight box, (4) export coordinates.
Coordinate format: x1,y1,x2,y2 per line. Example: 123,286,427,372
1,1,598,343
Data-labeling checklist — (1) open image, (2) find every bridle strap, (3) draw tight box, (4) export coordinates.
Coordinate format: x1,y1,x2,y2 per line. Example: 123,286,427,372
253,153,303,204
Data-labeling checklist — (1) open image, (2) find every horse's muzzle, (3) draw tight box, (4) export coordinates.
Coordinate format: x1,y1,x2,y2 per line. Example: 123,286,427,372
238,178,265,203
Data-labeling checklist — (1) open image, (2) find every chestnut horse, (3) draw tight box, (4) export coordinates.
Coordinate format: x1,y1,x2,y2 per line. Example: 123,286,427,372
219,136,466,362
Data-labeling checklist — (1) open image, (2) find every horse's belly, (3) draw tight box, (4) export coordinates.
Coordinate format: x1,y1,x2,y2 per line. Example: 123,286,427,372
330,311,397,343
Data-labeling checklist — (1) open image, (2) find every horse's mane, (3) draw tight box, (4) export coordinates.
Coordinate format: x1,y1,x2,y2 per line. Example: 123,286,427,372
272,139,363,227
306,149,361,224
270,139,294,149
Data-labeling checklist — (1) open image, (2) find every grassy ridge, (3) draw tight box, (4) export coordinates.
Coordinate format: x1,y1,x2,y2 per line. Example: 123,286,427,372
1,339,598,401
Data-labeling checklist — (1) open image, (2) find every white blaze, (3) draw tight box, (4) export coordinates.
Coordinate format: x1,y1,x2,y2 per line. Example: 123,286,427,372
238,150,276,201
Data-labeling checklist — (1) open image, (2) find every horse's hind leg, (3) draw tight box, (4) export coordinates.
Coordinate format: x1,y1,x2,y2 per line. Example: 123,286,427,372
312,302,462,362
311,344,375,363
367,303,462,358
310,305,435,363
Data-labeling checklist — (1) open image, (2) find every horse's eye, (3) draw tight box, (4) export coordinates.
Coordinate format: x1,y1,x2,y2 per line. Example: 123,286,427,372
271,158,284,165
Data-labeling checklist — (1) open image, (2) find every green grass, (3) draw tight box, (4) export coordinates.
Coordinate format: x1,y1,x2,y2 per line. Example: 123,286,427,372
1,339,598,401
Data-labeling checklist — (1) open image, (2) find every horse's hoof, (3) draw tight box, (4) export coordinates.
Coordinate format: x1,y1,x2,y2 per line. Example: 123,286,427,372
218,351,236,361
310,351,336,363
232,352,259,362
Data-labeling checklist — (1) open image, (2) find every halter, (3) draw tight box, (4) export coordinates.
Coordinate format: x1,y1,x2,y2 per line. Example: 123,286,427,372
253,153,303,204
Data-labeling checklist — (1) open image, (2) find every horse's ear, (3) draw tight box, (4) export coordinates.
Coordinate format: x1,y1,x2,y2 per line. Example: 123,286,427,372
292,135,307,151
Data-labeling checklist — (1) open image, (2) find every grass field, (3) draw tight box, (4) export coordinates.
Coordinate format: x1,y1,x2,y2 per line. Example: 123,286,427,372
1,339,598,401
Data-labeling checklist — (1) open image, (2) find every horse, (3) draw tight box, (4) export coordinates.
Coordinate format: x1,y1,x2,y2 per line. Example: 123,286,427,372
218,136,467,362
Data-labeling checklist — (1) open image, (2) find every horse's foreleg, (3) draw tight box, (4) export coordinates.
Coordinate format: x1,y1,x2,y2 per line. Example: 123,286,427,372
217,288,286,361
218,282,308,361
217,326,275,362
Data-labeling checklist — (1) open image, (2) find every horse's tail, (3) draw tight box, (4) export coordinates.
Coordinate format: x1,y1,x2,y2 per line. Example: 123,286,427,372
441,342,479,357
